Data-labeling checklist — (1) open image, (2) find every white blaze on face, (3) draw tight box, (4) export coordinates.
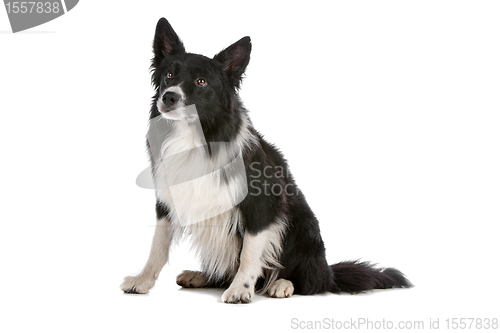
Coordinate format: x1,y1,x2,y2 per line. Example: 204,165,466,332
157,85,195,121
164,85,186,102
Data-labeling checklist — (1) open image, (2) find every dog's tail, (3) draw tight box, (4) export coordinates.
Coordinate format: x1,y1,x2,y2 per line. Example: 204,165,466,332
330,260,413,293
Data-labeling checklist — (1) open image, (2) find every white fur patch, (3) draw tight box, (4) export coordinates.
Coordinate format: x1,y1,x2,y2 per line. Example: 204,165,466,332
165,85,186,99
186,210,243,282
154,119,247,226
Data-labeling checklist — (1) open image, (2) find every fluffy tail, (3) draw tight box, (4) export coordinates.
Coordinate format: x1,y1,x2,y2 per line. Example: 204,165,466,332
330,260,413,294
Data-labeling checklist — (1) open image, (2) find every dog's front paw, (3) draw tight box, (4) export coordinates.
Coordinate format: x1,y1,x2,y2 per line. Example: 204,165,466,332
221,283,254,304
121,275,155,294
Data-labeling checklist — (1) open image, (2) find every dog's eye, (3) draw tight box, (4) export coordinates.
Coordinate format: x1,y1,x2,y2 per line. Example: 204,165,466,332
197,78,207,86
166,72,174,79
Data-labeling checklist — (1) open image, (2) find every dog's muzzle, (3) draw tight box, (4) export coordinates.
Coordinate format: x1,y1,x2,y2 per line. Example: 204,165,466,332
162,92,181,111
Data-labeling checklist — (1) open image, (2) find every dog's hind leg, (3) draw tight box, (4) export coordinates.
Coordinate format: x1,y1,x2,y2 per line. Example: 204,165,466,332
121,217,174,294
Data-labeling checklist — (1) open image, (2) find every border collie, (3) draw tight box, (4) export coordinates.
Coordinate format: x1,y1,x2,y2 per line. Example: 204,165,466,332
121,18,412,303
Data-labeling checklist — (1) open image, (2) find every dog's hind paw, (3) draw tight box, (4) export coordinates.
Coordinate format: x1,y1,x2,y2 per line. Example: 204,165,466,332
268,278,294,298
121,275,155,294
176,270,208,288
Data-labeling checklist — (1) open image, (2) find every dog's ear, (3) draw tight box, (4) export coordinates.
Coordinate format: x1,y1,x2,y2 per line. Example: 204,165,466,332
213,36,251,88
152,18,185,68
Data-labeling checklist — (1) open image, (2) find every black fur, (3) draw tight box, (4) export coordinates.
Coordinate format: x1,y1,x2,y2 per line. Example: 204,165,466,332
329,261,413,294
155,201,170,220
148,18,412,295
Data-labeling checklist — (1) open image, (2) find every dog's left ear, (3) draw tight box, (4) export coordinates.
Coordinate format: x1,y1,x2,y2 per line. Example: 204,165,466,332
152,18,185,68
214,36,251,88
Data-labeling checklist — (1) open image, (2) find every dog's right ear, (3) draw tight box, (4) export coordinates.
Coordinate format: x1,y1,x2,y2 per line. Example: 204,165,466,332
152,18,185,68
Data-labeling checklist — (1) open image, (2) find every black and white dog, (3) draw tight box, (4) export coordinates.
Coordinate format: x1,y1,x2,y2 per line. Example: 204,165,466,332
121,18,412,303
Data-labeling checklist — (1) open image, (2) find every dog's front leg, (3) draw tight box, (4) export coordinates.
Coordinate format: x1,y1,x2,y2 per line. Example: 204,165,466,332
121,218,173,294
221,229,272,304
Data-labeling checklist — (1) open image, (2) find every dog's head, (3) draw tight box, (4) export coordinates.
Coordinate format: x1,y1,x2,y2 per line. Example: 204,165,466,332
150,18,251,129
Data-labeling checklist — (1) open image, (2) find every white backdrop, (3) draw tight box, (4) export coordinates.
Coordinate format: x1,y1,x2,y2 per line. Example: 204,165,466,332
1,1,499,332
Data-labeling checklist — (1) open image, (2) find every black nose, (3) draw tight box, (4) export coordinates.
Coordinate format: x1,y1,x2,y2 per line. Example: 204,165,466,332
162,92,181,109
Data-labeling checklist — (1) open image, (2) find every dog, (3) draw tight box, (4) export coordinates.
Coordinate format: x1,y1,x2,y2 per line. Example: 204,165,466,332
120,18,412,303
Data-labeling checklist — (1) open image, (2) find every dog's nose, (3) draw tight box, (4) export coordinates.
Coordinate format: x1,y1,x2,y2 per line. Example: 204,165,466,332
162,91,181,109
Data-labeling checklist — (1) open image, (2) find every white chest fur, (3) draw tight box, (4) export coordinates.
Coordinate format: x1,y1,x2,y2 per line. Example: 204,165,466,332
152,119,245,280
